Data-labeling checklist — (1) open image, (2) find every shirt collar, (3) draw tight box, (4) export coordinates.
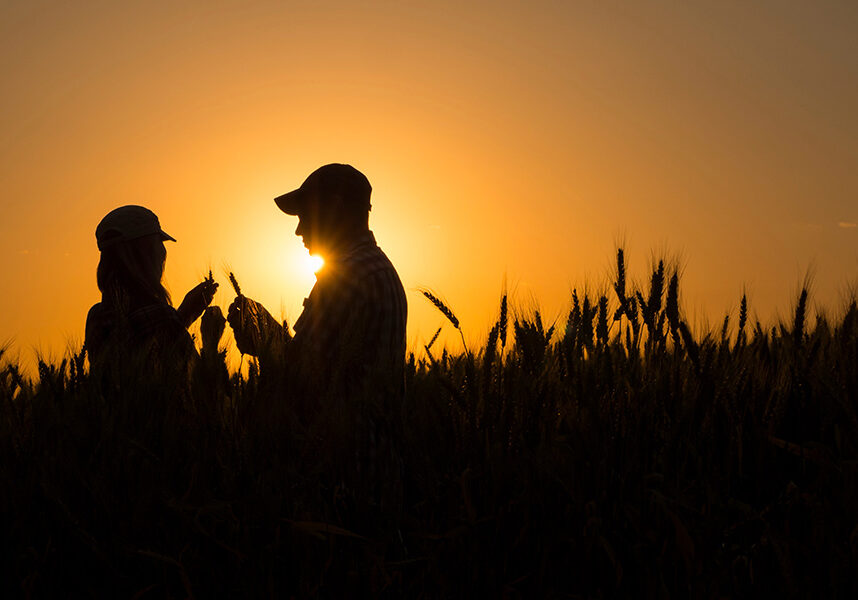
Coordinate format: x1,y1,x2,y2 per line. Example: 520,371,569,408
329,231,376,262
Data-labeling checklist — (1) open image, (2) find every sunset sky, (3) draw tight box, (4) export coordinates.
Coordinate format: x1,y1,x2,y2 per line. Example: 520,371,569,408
2,0,857,367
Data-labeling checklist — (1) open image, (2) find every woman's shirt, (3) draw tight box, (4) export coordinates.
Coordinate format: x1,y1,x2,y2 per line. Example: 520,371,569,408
85,299,195,369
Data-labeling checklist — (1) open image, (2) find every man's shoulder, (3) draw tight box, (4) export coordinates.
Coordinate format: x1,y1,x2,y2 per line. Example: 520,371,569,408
342,240,399,278
309,235,404,308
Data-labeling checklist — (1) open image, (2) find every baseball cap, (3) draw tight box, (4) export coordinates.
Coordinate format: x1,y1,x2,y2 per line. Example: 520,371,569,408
95,205,176,251
274,163,372,216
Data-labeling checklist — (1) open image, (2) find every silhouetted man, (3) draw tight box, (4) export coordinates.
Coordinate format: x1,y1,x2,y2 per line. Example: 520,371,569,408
228,164,407,514
227,163,407,399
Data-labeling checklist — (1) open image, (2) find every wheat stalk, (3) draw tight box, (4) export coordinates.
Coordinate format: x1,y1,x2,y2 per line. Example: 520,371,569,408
738,294,748,332
419,287,469,355
596,295,609,344
425,326,442,351
794,287,808,345
228,272,242,297
499,293,508,350
418,288,460,330
665,271,680,331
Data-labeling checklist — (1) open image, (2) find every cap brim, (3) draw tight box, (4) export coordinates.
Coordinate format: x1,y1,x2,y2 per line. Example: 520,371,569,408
160,231,176,243
274,188,306,215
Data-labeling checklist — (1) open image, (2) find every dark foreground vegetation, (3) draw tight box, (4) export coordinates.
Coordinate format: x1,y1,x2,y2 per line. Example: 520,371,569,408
3,251,858,598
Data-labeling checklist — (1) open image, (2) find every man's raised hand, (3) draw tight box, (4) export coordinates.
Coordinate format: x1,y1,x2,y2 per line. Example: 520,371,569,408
227,296,283,356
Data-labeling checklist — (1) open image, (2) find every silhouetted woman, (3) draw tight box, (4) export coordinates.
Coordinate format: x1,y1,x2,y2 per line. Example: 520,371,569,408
85,205,217,376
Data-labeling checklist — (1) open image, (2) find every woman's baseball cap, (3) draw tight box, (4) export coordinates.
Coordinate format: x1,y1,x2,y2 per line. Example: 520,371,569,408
95,205,176,251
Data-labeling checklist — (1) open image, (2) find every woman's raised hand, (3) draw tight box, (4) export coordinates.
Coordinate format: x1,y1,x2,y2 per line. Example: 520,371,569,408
178,278,219,328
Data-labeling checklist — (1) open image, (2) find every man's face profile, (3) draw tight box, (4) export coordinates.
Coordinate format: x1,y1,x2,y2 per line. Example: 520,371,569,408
293,188,320,252
293,191,354,256
294,213,311,251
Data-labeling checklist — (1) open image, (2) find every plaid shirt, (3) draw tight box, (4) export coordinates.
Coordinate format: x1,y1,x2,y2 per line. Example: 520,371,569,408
290,231,407,396
85,299,195,368
289,231,407,511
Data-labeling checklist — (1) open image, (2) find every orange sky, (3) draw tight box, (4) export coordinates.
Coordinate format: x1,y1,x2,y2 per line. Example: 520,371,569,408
2,1,857,367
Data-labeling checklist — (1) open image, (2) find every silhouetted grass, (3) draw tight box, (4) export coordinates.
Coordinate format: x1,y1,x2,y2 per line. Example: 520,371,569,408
2,248,858,597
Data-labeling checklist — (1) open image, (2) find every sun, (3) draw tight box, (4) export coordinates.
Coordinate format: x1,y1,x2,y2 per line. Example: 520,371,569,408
308,254,324,274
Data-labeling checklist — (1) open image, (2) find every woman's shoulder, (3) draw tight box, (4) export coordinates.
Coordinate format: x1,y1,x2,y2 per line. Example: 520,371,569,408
85,302,116,359
86,302,114,328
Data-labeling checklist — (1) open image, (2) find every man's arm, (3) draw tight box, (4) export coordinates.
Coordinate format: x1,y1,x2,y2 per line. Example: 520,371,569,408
226,296,287,357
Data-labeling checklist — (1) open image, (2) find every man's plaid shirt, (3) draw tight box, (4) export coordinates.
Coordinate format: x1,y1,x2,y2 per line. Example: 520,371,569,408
290,231,407,394
288,231,407,511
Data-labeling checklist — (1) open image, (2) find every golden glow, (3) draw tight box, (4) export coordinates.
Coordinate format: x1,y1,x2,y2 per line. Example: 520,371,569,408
1,2,857,369
309,255,325,274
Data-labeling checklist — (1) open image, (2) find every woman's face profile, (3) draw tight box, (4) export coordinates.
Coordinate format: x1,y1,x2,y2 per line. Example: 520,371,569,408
140,233,167,281
156,237,166,268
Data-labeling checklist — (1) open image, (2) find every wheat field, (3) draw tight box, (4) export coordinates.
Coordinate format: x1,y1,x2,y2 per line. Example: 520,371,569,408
2,249,857,597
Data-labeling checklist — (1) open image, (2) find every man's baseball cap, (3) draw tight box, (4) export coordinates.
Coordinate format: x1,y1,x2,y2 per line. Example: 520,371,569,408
274,163,372,216
95,205,176,251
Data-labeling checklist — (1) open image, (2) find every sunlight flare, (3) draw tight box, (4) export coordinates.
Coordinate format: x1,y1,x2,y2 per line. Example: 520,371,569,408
308,254,324,274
